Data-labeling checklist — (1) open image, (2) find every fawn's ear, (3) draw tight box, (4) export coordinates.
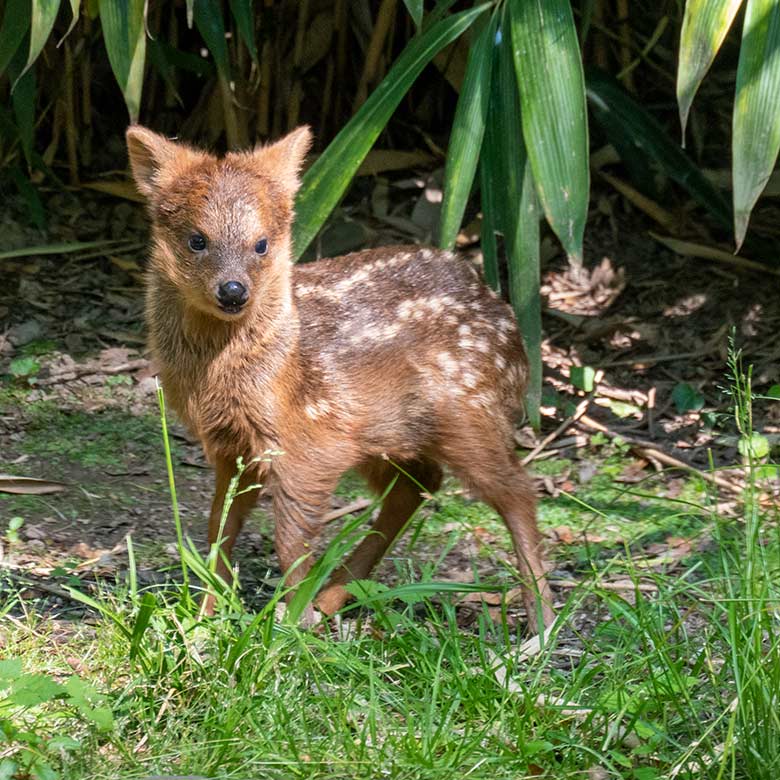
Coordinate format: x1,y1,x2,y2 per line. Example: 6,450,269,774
126,125,182,199
254,125,313,195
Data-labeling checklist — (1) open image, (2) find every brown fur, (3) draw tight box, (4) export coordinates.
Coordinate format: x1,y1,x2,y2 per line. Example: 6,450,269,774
126,125,554,630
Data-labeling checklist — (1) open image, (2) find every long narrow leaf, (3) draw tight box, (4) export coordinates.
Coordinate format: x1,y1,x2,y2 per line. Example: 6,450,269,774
99,0,147,122
438,12,497,250
228,0,258,63
733,0,780,248
194,0,230,81
11,62,35,166
482,13,541,428
677,0,743,140
587,68,732,228
402,0,424,27
293,5,489,259
508,0,589,266
19,0,61,82
59,0,81,44
0,0,31,78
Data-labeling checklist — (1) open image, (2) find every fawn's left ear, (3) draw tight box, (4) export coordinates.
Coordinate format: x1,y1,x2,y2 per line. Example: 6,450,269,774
126,125,181,199
254,125,313,195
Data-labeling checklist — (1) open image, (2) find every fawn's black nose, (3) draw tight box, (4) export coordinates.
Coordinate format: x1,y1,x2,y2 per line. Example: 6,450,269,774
216,280,249,309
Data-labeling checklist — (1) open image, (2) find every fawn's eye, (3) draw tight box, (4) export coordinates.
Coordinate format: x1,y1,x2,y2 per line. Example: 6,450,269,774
255,237,268,256
188,233,207,252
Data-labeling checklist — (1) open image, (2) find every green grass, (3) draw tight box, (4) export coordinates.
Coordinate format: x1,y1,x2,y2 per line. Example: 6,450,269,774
1,361,779,779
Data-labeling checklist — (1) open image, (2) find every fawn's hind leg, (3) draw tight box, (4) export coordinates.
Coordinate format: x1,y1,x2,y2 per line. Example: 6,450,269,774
315,458,443,615
442,427,554,631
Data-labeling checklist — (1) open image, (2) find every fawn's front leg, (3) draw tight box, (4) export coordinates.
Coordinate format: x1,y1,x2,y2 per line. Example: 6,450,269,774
202,456,261,614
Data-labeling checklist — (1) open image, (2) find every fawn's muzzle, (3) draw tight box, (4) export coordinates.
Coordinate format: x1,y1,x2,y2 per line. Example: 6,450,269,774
216,280,249,312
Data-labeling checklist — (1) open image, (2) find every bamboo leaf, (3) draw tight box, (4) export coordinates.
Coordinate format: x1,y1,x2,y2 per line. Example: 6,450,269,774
482,12,541,428
586,68,732,228
508,0,589,266
293,5,489,259
677,0,743,140
438,12,497,250
20,0,61,81
0,0,31,78
733,0,780,248
99,0,147,122
194,0,230,81
228,0,258,63
11,62,35,166
402,0,424,27
59,0,82,44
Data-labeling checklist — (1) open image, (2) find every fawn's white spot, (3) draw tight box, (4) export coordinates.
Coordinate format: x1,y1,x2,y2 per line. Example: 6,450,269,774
457,324,472,337
458,337,475,350
494,354,507,371
462,371,479,389
436,351,459,375
474,337,490,353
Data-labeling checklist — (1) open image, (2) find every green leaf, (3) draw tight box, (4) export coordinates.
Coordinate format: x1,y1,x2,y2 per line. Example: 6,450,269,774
194,0,230,81
766,384,780,399
0,760,19,780
10,62,35,166
586,68,732,228
571,365,595,392
677,0,743,140
508,0,589,265
738,432,770,459
9,357,40,378
10,674,63,707
99,0,147,122
16,0,60,85
438,12,496,250
481,10,541,428
293,5,489,259
0,0,31,79
0,659,23,680
402,0,424,27
733,0,780,248
60,0,81,43
9,164,46,229
228,0,257,62
671,382,705,413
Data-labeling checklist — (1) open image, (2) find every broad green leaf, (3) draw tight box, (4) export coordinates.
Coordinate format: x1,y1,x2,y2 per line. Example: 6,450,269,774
478,155,500,293
99,0,147,122
733,0,780,248
0,659,23,680
19,0,60,82
10,673,63,706
402,0,424,27
508,0,589,265
11,61,35,166
194,0,230,81
677,0,743,140
438,12,496,250
228,0,258,62
0,0,31,78
293,5,489,259
482,11,541,428
587,68,731,228
672,382,705,413
571,365,596,393
738,432,770,459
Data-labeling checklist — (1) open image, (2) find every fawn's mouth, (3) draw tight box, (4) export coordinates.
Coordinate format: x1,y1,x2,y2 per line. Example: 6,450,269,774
218,302,246,315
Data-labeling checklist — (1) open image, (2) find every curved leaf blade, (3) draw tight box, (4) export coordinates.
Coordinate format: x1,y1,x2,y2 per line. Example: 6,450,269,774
293,5,489,259
508,0,589,265
21,0,61,81
482,13,541,428
402,0,424,27
99,0,147,122
587,68,731,228
0,0,31,79
438,12,497,250
194,0,230,81
228,0,258,63
733,0,780,248
677,0,743,140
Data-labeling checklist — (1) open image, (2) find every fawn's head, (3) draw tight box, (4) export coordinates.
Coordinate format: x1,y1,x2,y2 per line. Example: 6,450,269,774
126,125,312,320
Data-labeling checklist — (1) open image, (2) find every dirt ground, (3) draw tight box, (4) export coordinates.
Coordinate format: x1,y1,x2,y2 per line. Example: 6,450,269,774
1,177,779,620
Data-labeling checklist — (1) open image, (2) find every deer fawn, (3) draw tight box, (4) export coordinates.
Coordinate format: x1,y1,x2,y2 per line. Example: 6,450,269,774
126,125,554,630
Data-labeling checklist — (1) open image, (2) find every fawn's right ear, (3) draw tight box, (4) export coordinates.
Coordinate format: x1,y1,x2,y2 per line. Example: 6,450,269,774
126,125,180,199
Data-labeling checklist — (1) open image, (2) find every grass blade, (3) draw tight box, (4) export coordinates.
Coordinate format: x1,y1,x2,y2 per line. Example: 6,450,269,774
482,11,541,428
293,5,489,259
733,0,780,248
438,12,497,250
0,0,31,79
587,68,732,229
677,0,743,140
99,0,147,122
508,0,589,266
0,239,127,260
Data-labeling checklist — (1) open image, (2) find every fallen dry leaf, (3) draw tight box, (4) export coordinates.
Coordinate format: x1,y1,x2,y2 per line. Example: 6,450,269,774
0,474,67,495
